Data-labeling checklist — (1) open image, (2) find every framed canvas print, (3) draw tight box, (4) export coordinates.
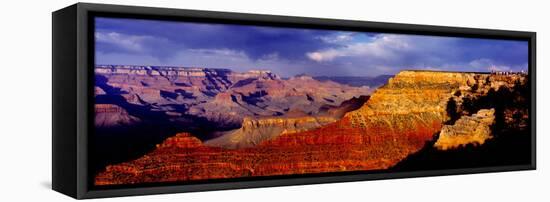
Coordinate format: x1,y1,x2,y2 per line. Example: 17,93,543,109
52,3,536,199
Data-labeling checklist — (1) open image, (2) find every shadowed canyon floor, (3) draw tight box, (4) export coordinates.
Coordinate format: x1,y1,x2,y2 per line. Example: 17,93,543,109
94,70,530,186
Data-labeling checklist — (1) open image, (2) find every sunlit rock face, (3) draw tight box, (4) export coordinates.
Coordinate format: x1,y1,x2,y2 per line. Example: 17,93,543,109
204,116,339,149
434,72,529,150
94,70,529,186
434,108,495,150
203,95,371,149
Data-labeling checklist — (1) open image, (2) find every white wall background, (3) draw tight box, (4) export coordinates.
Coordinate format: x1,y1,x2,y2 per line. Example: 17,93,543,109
0,0,547,201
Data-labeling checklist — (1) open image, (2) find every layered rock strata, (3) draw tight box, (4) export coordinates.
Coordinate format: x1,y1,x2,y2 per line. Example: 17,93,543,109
95,104,140,127
95,65,373,131
204,116,338,149
434,108,495,150
94,70,528,185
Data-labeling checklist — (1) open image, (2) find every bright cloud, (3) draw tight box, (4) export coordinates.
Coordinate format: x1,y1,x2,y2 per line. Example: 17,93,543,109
469,58,512,72
307,34,412,62
95,32,154,52
187,48,248,58
318,32,354,44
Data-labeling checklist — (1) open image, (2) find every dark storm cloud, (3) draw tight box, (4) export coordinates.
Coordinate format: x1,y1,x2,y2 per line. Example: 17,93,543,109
95,17,529,77
95,17,338,61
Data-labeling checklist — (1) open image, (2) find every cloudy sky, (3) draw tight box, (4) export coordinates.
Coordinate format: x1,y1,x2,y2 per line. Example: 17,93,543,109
95,17,528,77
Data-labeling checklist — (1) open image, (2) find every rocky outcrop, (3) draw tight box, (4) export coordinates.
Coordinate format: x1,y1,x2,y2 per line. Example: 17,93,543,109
204,95,370,149
318,95,370,118
434,108,495,150
204,116,338,149
155,133,204,149
433,72,528,150
94,70,529,185
445,73,527,115
94,86,106,95
95,104,140,127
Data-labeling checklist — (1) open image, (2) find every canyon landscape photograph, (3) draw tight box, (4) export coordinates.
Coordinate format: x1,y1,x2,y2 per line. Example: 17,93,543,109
92,17,531,186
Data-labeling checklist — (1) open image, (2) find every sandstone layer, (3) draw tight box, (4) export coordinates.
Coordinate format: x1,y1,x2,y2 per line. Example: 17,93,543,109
434,108,495,150
204,116,339,149
204,95,370,149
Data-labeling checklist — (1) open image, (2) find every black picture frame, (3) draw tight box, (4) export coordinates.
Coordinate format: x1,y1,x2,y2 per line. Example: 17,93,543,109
52,2,536,199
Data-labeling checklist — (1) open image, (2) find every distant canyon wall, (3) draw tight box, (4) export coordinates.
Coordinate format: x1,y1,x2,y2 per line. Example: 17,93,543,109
94,65,374,133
